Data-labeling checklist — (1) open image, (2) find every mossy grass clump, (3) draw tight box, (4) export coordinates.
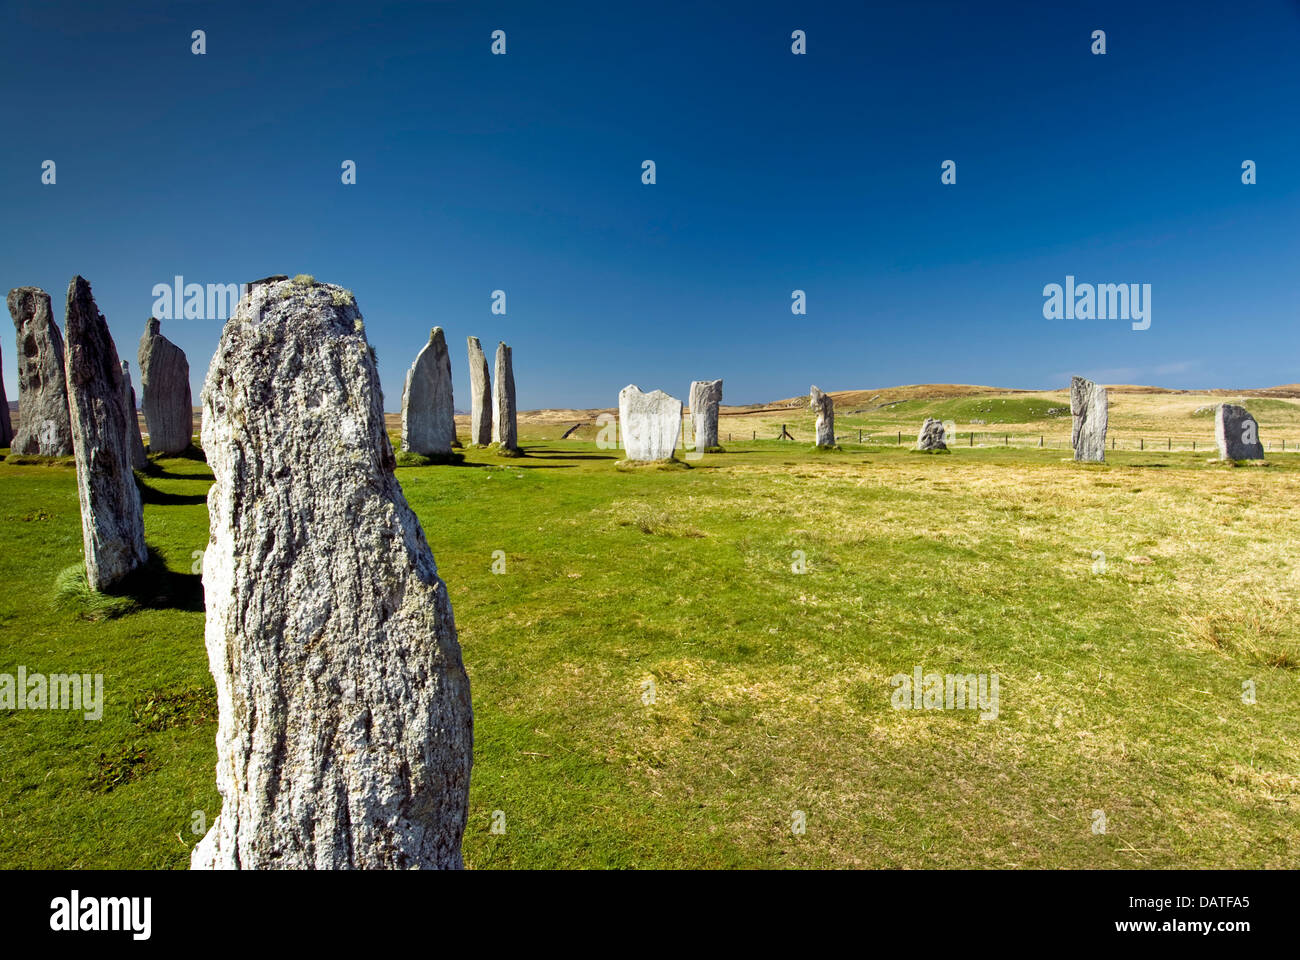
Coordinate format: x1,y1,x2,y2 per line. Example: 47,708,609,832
53,564,138,621
52,547,202,621
615,457,691,471
913,447,952,455
700,445,726,454
4,454,77,467
395,449,465,467
485,442,525,459
810,444,843,453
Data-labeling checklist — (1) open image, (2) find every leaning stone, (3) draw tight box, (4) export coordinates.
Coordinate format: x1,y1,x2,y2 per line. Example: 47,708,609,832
491,341,519,453
138,318,193,454
619,385,682,461
1070,376,1107,462
121,361,147,470
191,276,473,870
1215,403,1264,460
689,379,723,452
810,385,836,447
0,342,12,449
63,277,147,590
467,336,492,446
917,418,947,450
400,327,457,456
8,286,73,456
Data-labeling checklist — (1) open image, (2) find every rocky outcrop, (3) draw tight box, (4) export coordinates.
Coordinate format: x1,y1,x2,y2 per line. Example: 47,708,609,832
810,386,835,447
138,318,192,454
1070,376,1107,462
1215,403,1264,460
400,327,457,456
191,276,473,870
689,379,723,451
491,341,518,452
618,385,682,461
8,287,72,456
63,277,147,590
121,361,147,470
917,418,947,451
467,336,492,446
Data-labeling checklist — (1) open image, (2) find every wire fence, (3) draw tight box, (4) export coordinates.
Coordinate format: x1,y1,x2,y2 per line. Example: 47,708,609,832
720,427,1300,453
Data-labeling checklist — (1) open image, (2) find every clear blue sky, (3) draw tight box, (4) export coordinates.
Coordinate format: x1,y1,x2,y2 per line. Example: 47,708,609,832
3,0,1297,411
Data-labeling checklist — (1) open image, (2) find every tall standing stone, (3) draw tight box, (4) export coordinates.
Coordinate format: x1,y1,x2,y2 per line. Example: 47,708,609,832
0,344,12,449
121,361,147,470
491,341,518,453
917,418,947,451
618,385,682,461
8,287,73,456
1070,376,1108,462
400,327,456,456
63,276,147,590
810,385,836,447
688,379,723,451
192,276,473,870
467,336,492,446
138,318,193,454
1215,403,1265,460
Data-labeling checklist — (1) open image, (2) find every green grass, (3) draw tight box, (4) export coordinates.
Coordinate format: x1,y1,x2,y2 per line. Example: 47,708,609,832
883,396,1070,424
1,439,1297,868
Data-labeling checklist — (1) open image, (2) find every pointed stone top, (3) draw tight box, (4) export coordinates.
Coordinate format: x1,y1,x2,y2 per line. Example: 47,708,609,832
619,384,679,404
430,326,444,343
467,335,481,347
247,275,289,289
146,316,161,336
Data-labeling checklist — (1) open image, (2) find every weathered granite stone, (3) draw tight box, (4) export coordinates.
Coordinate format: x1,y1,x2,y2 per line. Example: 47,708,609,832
63,277,147,590
618,385,682,461
191,276,473,870
8,287,73,456
400,327,456,456
467,337,492,446
121,361,147,470
689,379,723,451
1070,376,1107,462
491,341,518,451
138,317,193,454
917,417,947,451
1215,403,1264,460
0,344,12,449
810,385,835,447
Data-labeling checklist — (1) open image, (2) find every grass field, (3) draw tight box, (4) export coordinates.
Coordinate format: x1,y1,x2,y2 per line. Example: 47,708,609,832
2,389,1299,868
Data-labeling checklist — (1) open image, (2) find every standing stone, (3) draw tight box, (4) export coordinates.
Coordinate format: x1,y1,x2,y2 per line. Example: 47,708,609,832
467,336,492,446
400,327,456,456
8,287,73,456
810,385,836,447
63,276,147,591
688,379,723,451
1215,403,1265,460
1070,376,1108,462
138,318,193,454
618,385,682,461
917,418,947,451
121,361,147,470
192,276,473,870
0,344,12,449
491,341,518,453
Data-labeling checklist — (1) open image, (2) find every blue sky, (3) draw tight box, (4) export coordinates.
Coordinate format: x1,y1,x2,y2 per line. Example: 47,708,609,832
2,0,1297,410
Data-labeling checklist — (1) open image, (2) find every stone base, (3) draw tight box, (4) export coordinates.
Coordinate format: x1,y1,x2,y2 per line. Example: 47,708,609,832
616,457,691,471
811,444,842,452
700,445,726,454
395,449,465,466
485,442,524,458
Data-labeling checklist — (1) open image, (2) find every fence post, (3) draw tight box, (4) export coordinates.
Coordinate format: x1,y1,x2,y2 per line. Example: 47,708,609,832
970,431,974,447
1193,440,1196,451
1005,434,1008,446
858,429,862,442
1140,438,1144,450
897,431,901,445
1039,436,1043,447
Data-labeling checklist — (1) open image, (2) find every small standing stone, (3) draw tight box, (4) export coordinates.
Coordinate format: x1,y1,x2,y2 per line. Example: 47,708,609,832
1070,376,1108,462
689,379,723,451
810,386,836,447
192,275,473,870
917,418,947,450
618,385,682,461
400,327,457,456
1215,403,1265,460
8,286,73,456
491,341,519,453
467,336,492,446
138,317,193,454
63,276,147,590
121,361,147,470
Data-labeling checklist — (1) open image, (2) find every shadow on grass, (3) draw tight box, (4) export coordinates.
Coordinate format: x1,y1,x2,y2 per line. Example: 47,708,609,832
135,476,208,506
53,547,203,621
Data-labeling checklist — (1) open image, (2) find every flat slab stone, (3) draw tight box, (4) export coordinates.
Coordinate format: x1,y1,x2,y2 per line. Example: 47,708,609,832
810,385,835,447
192,276,473,870
1070,376,1107,462
1216,403,1264,460
400,327,456,456
917,417,947,450
138,317,192,454
689,379,722,450
491,341,518,451
467,336,492,446
619,385,682,461
8,286,73,456
64,276,147,590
